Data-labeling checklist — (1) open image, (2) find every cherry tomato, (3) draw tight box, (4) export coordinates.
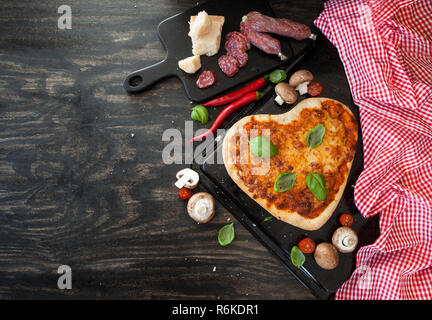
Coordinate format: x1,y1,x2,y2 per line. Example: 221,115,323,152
179,187,193,200
339,213,354,227
298,238,316,254
307,81,323,96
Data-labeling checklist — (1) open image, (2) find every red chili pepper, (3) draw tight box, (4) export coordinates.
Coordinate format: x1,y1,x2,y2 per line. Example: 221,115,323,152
190,91,264,143
202,76,268,107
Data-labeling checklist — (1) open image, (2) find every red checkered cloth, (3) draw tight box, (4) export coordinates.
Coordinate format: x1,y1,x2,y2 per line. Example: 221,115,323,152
315,0,432,299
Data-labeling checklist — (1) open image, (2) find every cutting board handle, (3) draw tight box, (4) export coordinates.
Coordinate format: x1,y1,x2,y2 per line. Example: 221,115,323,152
123,59,174,93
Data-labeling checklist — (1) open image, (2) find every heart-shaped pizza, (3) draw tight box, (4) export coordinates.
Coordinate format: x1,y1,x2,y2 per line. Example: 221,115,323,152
222,97,358,230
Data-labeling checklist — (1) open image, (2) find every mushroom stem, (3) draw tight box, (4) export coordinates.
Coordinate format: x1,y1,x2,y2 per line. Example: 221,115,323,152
296,81,310,95
275,95,284,106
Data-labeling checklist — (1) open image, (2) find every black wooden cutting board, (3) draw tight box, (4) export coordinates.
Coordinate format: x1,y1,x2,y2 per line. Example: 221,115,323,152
123,0,314,102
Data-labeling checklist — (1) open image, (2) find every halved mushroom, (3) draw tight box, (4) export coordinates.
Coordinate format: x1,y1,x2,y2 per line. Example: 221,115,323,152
175,168,199,189
314,242,339,270
332,227,358,253
288,70,314,95
274,83,298,105
187,192,215,224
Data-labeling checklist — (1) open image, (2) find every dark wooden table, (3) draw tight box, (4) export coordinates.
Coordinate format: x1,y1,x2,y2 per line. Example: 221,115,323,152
0,0,344,299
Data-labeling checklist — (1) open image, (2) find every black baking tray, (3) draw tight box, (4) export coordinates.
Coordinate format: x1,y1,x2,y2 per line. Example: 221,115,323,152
191,36,380,300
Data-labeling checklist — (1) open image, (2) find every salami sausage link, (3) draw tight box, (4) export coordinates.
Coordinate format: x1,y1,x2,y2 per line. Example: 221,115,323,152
240,21,287,60
245,11,311,41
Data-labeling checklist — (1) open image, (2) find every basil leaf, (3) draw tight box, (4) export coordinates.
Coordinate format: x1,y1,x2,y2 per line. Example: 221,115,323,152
191,105,209,124
306,124,325,149
274,172,297,192
249,136,278,158
290,245,305,268
264,216,273,221
218,223,235,246
269,69,287,84
306,172,328,201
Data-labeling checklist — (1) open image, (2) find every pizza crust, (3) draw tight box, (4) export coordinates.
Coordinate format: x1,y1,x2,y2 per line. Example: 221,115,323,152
222,97,357,231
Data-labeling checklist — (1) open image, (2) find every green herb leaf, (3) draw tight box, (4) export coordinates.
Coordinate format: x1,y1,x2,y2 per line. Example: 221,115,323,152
249,136,278,158
269,70,287,84
191,105,209,124
218,223,235,246
290,245,305,268
264,216,273,221
274,172,297,192
306,124,325,149
306,172,328,201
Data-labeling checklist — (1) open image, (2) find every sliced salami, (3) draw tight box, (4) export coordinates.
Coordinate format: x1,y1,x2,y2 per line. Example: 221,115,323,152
225,31,250,51
224,31,250,69
226,48,248,67
196,70,217,89
218,55,239,77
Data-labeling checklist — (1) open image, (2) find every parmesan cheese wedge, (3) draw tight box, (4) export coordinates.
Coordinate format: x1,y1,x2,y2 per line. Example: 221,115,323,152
178,55,201,74
189,12,225,56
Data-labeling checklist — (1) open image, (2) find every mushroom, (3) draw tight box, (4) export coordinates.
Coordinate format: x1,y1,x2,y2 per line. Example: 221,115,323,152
187,192,215,224
274,83,298,105
314,243,339,270
175,168,199,189
288,70,314,95
332,227,358,253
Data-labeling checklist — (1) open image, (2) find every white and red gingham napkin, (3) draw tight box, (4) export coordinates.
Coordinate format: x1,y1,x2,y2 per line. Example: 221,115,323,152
315,0,432,299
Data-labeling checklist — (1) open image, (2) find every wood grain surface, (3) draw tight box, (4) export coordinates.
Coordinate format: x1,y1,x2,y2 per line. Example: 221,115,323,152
0,0,335,299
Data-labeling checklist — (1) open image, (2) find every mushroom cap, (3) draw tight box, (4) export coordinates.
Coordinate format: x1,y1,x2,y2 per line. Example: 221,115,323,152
275,83,298,104
288,70,314,87
187,192,215,224
332,227,358,253
314,243,339,270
